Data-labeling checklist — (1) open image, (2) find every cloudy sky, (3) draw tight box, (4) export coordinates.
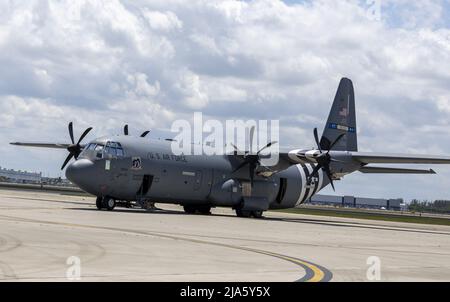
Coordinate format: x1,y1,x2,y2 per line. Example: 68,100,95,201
1,0,449,201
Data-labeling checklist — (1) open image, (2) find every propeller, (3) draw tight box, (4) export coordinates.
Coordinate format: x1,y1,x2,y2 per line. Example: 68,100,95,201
61,122,93,170
307,128,346,191
124,124,150,137
140,131,150,138
231,126,278,187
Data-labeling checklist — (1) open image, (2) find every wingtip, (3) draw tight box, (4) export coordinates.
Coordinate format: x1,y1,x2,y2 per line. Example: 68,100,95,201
430,169,437,174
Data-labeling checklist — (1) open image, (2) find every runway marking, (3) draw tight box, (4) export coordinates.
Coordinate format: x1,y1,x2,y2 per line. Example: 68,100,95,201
147,234,333,282
0,214,333,282
234,248,331,282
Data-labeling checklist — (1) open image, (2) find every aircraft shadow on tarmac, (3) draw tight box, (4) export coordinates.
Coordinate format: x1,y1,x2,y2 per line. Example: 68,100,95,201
67,207,450,236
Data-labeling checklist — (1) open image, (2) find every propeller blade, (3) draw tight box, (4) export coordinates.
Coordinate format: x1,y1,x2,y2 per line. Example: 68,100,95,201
249,163,255,188
323,165,335,191
61,153,74,170
307,164,322,183
329,178,335,191
313,128,322,153
77,127,93,145
230,143,241,156
232,160,249,173
124,125,129,136
230,143,239,152
249,126,255,154
327,133,346,153
257,141,278,155
249,165,255,188
141,131,150,138
68,122,75,144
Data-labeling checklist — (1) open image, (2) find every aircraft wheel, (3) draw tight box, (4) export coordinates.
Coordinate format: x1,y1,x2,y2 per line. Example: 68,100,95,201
252,210,264,219
236,209,252,218
103,197,116,211
96,197,103,210
183,205,196,214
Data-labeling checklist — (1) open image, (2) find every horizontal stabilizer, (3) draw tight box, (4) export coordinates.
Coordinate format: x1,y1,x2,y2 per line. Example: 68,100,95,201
351,152,450,164
10,142,71,149
359,166,436,174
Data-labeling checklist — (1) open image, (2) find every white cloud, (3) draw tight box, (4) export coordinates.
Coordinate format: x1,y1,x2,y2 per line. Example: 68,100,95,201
126,73,160,98
143,10,183,31
176,72,209,109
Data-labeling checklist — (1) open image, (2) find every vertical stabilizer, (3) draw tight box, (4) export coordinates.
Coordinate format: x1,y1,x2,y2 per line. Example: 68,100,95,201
320,78,358,151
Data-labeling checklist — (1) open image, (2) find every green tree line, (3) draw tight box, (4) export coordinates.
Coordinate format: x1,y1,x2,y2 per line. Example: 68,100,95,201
409,200,450,214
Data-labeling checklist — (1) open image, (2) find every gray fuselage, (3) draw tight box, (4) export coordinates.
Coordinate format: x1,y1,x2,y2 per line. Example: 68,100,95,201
66,135,330,211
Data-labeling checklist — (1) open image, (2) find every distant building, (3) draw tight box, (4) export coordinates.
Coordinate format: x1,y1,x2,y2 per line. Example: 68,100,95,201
41,177,75,187
400,203,408,211
0,166,42,184
307,194,403,211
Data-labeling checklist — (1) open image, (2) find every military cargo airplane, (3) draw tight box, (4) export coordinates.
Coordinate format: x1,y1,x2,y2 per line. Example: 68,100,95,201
11,78,450,218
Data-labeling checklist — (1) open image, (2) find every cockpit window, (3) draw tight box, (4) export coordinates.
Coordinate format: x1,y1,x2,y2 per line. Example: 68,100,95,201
79,143,104,159
104,142,125,158
80,142,124,160
94,144,104,158
116,148,124,157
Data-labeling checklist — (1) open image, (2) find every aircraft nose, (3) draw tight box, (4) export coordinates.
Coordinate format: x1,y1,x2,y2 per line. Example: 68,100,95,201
65,159,94,187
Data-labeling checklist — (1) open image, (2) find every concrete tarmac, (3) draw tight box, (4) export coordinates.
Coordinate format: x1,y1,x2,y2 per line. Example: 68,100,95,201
0,188,449,282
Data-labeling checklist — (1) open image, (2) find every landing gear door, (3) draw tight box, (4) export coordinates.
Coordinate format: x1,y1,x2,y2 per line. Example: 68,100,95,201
137,175,154,197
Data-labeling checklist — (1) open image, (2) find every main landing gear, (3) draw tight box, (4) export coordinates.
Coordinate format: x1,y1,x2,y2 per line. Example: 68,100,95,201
183,205,212,215
235,209,264,219
96,196,116,211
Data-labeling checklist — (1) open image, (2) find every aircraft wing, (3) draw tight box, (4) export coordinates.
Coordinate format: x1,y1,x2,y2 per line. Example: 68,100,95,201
351,152,450,164
10,142,71,149
359,166,436,174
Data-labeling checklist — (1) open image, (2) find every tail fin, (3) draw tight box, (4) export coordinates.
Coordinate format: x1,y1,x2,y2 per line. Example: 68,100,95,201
320,78,358,151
